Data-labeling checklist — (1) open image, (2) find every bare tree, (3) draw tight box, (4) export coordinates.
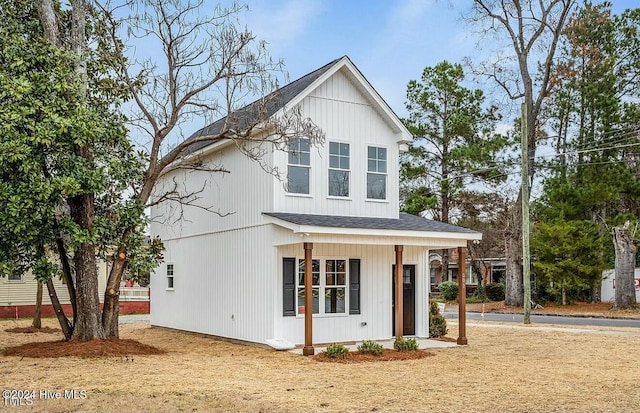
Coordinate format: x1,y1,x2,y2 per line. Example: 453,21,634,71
612,222,637,309
97,0,324,337
30,0,323,340
469,0,575,306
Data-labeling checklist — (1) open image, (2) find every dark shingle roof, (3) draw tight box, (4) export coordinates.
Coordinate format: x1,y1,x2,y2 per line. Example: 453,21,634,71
178,57,344,158
263,212,479,235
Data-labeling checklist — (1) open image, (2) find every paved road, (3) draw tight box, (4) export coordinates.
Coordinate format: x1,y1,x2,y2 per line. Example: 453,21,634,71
444,311,640,328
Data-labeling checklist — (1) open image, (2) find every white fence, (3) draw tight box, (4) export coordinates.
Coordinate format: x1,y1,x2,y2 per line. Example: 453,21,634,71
601,269,640,302
120,286,150,302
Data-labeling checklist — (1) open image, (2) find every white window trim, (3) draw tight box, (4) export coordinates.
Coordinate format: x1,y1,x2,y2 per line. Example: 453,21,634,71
328,141,351,198
6,274,24,282
286,137,311,195
295,257,349,318
366,144,388,201
166,263,175,291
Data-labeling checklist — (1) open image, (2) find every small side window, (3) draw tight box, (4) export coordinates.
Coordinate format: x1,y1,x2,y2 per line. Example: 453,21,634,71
7,273,23,282
167,264,174,289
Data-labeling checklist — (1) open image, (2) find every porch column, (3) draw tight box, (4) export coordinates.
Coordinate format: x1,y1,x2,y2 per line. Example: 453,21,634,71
395,245,403,338
303,242,314,356
457,246,468,345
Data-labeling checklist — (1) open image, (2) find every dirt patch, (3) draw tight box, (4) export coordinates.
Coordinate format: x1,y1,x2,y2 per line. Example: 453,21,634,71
5,326,60,334
2,338,166,358
431,336,457,342
314,349,434,363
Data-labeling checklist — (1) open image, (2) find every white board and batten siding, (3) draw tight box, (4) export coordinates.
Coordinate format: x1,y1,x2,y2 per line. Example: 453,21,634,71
272,68,401,219
275,243,430,346
150,141,274,242
150,224,278,344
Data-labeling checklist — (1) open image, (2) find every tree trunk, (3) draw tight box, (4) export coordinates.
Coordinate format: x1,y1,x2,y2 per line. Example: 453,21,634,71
46,279,73,340
102,246,128,338
442,249,450,284
562,288,567,306
612,223,637,309
69,194,105,341
55,237,76,324
36,0,60,47
504,192,523,306
32,281,43,329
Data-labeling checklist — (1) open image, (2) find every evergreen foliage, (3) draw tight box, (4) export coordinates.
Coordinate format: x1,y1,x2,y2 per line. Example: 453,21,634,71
324,343,349,358
357,340,384,356
428,300,448,338
438,281,458,301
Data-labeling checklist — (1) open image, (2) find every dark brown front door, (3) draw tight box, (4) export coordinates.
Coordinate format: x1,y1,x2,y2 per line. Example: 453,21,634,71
392,265,416,336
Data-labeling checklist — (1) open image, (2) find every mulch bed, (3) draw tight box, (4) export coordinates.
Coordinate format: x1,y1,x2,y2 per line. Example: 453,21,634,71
2,338,166,358
314,349,434,363
5,326,60,334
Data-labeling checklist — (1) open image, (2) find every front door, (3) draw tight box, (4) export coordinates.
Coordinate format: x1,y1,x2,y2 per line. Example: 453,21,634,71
392,265,416,336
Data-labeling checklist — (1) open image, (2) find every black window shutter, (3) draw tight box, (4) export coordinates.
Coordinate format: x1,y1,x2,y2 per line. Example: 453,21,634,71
349,259,361,315
282,258,296,316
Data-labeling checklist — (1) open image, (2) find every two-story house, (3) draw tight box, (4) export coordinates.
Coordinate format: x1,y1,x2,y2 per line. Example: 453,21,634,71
149,56,481,353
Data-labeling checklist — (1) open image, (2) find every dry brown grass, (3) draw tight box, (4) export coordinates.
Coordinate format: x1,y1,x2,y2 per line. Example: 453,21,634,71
0,317,639,412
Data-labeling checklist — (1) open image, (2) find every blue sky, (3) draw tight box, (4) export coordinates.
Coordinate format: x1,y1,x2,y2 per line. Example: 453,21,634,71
241,0,475,119
238,0,632,121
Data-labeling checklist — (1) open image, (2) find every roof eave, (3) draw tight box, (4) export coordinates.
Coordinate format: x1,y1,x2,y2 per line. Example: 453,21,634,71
263,215,482,241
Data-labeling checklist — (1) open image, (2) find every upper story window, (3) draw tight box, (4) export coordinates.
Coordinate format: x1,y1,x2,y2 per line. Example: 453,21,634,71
287,137,311,194
328,142,350,197
367,146,387,200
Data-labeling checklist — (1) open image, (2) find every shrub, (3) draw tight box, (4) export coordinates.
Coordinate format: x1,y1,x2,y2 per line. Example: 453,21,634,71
438,281,458,301
429,300,448,338
472,285,488,302
324,343,349,358
393,337,418,352
357,340,384,356
485,282,505,301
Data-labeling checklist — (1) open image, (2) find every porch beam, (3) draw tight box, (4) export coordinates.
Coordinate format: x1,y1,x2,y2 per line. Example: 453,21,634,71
394,245,403,338
457,246,468,345
303,242,314,356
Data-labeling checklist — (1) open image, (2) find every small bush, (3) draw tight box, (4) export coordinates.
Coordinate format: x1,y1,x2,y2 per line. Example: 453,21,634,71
472,285,488,302
429,300,448,338
438,281,458,301
357,340,384,356
486,283,505,301
324,343,349,358
393,337,418,352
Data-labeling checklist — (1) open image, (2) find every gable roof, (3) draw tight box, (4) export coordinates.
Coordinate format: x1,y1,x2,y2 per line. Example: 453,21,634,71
263,212,481,238
178,56,412,159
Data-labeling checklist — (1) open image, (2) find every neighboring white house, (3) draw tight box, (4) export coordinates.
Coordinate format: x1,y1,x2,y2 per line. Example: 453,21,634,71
601,269,640,302
0,261,150,318
149,56,481,352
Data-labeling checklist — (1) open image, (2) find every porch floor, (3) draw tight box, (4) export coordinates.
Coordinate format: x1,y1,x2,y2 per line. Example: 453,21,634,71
288,338,457,355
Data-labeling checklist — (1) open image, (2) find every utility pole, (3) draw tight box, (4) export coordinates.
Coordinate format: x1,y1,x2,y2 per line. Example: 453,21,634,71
521,103,531,324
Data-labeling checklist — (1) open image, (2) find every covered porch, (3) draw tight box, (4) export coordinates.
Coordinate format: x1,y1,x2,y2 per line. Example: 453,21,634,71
265,212,481,355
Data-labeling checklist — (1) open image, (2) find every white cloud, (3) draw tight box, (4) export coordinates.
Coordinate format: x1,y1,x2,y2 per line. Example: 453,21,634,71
243,0,324,51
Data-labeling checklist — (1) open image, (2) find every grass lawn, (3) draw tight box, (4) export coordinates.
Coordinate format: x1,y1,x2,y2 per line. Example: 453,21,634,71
1,317,639,412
